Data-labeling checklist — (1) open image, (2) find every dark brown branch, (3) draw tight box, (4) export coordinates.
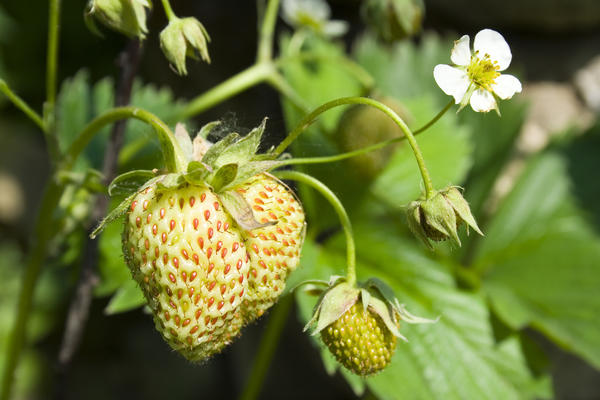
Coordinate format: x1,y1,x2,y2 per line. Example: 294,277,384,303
54,38,143,399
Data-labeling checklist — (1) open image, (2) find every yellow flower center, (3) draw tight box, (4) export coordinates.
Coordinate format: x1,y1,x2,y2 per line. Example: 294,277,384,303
466,51,500,91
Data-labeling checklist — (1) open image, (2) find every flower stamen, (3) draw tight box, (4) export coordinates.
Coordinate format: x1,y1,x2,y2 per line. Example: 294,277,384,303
466,51,500,91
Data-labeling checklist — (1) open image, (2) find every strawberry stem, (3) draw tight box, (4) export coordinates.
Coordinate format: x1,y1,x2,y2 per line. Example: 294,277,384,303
273,96,437,198
273,170,357,286
65,106,188,173
274,99,454,168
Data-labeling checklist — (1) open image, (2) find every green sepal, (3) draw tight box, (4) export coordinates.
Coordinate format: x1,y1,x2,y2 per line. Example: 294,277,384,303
368,295,406,341
108,169,156,196
218,190,276,231
83,5,104,37
210,163,238,192
311,282,360,335
443,186,483,235
422,191,460,245
289,279,330,293
174,123,193,162
197,120,221,139
222,160,285,191
202,132,240,168
212,118,267,168
183,161,209,185
365,277,402,314
90,191,137,239
155,173,183,192
406,201,433,250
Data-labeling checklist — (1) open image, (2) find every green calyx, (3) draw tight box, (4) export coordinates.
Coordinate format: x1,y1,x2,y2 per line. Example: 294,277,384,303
160,17,211,75
303,276,436,341
91,119,289,238
85,0,151,39
407,186,483,249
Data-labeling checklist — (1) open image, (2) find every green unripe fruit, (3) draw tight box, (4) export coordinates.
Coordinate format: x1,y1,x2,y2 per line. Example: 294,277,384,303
336,96,411,179
320,301,398,376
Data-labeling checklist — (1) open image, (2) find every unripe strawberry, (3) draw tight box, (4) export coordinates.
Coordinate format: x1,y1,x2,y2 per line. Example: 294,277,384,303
321,301,397,376
236,174,305,322
123,184,249,361
304,278,436,376
100,121,307,361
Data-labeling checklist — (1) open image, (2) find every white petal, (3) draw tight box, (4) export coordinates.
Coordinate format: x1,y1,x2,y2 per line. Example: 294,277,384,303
492,74,522,99
433,64,470,104
451,35,471,66
323,20,348,37
474,29,512,71
470,88,497,112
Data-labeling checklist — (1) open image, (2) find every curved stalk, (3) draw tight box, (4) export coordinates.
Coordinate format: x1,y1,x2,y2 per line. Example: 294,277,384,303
238,295,293,400
65,107,187,173
160,0,177,21
413,99,453,135
274,170,357,286
274,97,435,198
0,80,45,131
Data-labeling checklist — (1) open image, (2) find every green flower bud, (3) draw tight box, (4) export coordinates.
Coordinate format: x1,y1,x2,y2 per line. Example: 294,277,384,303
160,17,211,76
85,0,151,39
407,186,482,248
362,0,424,43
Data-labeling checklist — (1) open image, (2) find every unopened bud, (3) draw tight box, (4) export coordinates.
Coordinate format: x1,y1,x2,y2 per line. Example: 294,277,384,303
407,186,482,248
160,17,211,76
85,0,151,39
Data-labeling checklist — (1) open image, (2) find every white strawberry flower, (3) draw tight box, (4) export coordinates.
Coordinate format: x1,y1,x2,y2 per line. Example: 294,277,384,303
281,0,348,37
433,29,522,113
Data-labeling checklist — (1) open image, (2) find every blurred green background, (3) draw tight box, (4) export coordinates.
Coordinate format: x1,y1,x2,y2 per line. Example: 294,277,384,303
0,0,599,399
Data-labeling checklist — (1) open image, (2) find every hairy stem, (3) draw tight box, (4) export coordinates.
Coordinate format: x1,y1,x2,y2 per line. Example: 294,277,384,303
44,0,62,163
274,170,357,286
176,62,273,120
0,80,45,131
274,97,435,198
276,99,455,167
66,107,187,173
160,0,177,21
238,295,293,400
46,0,61,111
256,0,280,63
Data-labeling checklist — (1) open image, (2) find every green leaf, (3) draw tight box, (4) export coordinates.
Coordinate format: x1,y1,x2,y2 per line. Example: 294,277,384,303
210,163,238,192
474,152,600,369
104,278,146,315
56,71,92,154
295,228,552,399
108,169,155,196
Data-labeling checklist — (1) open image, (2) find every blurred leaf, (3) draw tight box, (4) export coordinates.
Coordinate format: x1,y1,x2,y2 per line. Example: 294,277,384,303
354,33,451,104
294,225,552,399
104,278,146,315
474,151,600,369
56,70,92,154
